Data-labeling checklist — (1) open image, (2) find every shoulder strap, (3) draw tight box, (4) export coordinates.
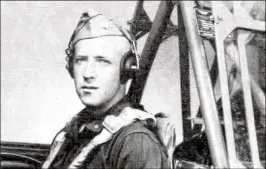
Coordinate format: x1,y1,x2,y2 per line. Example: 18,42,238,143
67,107,156,169
155,112,177,169
41,130,66,169
41,115,79,169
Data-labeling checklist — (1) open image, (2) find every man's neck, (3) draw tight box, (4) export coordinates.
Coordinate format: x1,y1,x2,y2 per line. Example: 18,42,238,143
86,94,126,117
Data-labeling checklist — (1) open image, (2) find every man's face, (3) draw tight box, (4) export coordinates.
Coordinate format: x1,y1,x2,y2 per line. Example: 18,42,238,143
73,36,130,110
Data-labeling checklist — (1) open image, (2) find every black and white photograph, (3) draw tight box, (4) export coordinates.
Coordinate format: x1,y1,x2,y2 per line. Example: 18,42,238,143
1,1,265,169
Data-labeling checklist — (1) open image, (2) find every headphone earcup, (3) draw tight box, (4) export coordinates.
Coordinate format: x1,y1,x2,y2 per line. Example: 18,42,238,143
120,52,136,84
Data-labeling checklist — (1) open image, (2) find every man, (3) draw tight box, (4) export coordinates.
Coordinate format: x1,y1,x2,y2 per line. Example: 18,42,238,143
42,9,169,169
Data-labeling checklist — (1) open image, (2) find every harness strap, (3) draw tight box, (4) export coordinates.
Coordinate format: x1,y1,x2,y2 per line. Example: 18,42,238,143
41,131,66,169
68,107,155,168
42,107,155,169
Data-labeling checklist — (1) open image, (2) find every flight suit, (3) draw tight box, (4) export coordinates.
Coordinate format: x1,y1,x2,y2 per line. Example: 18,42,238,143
49,97,169,169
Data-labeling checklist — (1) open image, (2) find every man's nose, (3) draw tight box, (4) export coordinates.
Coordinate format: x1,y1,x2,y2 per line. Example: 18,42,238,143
83,61,97,80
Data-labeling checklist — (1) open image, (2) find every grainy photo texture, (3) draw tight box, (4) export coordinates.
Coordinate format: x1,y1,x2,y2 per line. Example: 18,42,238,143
1,1,265,169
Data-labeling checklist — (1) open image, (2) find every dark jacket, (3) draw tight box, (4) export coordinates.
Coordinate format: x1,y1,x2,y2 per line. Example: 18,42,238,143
49,98,169,169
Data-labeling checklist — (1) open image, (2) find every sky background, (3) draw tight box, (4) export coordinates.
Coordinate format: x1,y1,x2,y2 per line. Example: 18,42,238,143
1,1,186,144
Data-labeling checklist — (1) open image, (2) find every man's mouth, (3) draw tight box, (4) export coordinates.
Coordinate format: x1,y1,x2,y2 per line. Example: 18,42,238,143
81,86,99,92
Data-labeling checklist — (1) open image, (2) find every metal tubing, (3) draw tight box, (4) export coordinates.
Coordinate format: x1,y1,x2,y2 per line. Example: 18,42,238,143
232,1,265,125
225,43,265,125
216,40,245,169
128,0,152,40
232,1,265,32
212,2,247,168
250,75,266,121
237,30,263,169
233,2,263,167
236,18,265,32
128,1,174,103
177,4,192,140
179,1,229,168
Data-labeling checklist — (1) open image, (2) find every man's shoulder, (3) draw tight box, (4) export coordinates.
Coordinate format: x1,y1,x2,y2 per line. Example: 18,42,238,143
104,121,169,168
112,121,163,149
118,121,156,137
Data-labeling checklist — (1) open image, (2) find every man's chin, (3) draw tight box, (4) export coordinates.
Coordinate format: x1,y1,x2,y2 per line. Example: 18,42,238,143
79,95,101,106
81,99,99,107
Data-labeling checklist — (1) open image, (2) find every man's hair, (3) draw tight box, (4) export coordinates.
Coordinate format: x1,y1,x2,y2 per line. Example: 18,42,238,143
65,46,75,78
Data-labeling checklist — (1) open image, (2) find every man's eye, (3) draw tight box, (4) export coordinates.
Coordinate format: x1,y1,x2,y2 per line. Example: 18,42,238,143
74,58,86,63
98,59,111,65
